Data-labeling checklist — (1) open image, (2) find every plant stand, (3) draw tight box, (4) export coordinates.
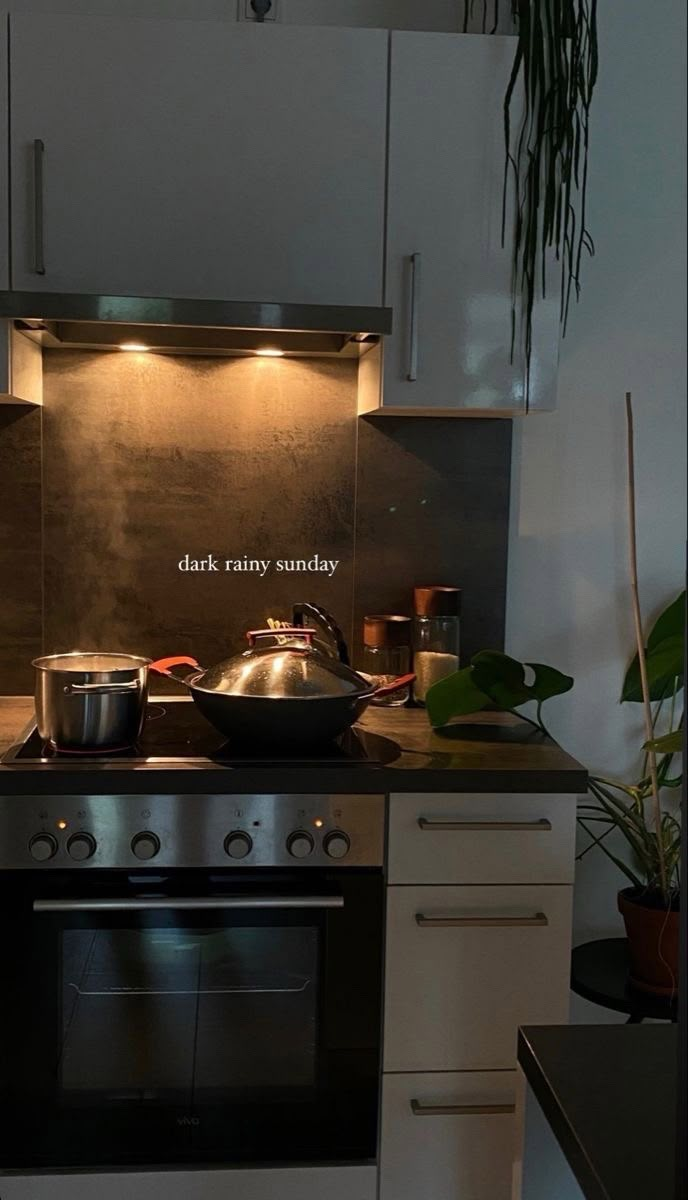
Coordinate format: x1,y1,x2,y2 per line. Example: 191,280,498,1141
571,938,678,1023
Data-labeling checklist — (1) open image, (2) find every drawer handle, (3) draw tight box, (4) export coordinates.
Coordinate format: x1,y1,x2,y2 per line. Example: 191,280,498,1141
415,911,548,928
417,818,552,832
411,1100,516,1117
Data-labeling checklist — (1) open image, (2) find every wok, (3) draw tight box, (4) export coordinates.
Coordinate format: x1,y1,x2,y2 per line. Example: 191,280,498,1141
151,628,413,747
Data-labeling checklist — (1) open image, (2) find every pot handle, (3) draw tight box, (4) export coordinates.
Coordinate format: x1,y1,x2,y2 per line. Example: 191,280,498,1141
372,672,416,698
246,628,316,647
64,680,141,695
150,655,201,678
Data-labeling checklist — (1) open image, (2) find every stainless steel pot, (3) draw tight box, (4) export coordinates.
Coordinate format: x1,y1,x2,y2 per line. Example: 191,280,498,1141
32,652,151,751
151,629,414,747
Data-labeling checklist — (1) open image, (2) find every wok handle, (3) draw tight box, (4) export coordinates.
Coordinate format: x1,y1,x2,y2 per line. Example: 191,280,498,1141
372,672,416,698
246,628,315,647
150,656,200,678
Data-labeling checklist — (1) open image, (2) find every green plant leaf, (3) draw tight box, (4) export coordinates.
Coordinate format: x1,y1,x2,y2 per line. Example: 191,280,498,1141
621,635,684,702
644,729,683,755
648,590,686,650
471,650,531,708
424,668,490,729
525,662,574,701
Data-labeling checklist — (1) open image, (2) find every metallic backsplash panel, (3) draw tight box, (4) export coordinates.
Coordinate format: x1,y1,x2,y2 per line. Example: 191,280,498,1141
0,350,511,691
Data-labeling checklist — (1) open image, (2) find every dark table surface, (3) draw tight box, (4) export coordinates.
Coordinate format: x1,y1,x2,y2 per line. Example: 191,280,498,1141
0,697,587,795
519,1024,678,1200
571,938,678,1022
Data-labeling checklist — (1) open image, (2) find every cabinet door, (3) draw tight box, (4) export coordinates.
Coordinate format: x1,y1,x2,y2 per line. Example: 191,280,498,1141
9,16,387,306
384,32,560,412
384,884,573,1071
0,12,8,291
381,1071,517,1200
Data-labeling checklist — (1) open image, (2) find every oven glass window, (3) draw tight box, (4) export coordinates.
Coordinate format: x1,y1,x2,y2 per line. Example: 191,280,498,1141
61,927,318,1102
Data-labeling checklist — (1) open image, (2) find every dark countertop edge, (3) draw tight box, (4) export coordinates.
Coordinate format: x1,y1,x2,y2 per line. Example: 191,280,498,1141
518,1027,611,1200
0,765,587,796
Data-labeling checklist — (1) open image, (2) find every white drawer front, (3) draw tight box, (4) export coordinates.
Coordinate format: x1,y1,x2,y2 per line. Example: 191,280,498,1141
381,1071,517,1200
388,793,577,884
0,1167,378,1200
384,884,573,1071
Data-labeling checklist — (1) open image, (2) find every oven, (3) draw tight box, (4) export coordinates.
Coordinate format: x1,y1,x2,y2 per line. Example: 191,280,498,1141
0,793,384,1197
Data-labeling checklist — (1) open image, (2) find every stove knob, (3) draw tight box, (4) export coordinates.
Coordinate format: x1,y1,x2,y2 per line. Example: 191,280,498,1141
29,833,58,862
131,832,160,861
287,830,314,859
224,831,253,860
323,830,350,860
67,832,97,862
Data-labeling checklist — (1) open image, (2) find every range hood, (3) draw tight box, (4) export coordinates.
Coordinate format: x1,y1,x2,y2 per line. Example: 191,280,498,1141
0,292,393,358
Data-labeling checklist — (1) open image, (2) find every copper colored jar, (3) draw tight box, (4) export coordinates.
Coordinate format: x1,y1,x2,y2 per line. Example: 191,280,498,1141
362,615,412,706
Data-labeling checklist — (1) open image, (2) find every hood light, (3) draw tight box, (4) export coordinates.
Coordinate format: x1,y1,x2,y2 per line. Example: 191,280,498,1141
254,347,285,358
119,341,150,352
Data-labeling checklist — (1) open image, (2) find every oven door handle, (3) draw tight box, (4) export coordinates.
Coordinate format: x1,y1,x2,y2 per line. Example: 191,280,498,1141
33,895,345,913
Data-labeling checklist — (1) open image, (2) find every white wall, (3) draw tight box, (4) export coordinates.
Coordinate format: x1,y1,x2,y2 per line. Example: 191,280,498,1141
507,0,687,1002
6,0,471,31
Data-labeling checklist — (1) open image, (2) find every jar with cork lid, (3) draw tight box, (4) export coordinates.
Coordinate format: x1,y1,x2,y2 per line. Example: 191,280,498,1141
412,586,461,705
362,615,412,706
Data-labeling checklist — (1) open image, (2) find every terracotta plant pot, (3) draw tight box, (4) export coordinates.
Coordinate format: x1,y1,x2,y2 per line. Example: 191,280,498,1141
618,887,680,997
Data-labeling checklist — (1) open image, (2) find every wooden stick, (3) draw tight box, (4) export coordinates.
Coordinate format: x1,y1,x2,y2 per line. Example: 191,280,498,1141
625,392,668,896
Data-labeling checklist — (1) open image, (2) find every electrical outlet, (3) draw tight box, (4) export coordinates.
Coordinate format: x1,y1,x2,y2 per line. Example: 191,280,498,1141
238,0,280,21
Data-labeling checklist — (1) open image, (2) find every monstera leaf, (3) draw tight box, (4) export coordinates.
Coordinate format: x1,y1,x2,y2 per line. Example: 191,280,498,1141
425,649,573,730
622,591,685,702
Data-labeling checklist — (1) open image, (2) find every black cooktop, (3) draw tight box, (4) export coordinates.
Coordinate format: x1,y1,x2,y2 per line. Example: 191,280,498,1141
4,699,400,768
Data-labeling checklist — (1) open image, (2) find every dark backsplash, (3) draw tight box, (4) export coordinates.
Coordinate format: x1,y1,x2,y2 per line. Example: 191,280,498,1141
0,349,511,692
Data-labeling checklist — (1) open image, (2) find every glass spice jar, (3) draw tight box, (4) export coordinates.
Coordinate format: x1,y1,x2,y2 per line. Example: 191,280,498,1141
362,615,412,706
412,586,461,705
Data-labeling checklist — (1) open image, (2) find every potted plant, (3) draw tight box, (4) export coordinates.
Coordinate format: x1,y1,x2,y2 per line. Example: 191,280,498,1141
424,595,684,996
425,394,683,996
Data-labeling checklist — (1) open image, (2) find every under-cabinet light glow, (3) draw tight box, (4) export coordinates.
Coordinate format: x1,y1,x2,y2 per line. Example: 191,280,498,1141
254,348,285,358
119,341,151,352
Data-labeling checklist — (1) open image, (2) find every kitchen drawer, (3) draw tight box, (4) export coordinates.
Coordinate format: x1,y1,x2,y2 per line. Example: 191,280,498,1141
380,1070,517,1200
388,793,577,884
384,884,573,1071
0,1166,378,1200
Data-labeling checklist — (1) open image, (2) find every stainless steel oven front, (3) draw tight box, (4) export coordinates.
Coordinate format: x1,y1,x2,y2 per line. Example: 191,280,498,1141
0,793,384,1199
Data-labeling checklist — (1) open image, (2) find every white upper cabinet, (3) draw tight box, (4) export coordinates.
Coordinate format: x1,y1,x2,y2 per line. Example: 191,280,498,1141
8,16,387,306
0,12,8,292
375,32,560,413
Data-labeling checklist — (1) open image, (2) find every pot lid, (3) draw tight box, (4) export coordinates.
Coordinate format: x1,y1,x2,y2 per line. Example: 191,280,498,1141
194,629,373,701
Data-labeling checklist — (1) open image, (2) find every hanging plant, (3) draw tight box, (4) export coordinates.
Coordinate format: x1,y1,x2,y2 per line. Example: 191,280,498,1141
465,2,599,395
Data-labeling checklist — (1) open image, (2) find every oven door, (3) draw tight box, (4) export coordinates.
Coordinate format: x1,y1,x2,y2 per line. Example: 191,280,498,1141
0,868,383,1174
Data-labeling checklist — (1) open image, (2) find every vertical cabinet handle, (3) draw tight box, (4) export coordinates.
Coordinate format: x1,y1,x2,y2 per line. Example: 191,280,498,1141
411,1099,515,1117
406,252,421,381
33,138,46,275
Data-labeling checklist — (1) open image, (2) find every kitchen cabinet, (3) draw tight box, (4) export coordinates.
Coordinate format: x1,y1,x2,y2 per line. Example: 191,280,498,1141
380,1071,517,1200
0,321,42,405
8,16,387,307
388,792,577,884
384,882,573,1071
380,789,576,1199
368,32,560,414
0,12,7,293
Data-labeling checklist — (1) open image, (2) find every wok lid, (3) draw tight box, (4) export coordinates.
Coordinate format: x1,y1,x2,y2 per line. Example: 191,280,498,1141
195,629,373,701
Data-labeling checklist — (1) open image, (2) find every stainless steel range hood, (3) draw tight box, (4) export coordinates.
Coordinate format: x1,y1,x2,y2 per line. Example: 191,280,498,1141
0,292,393,358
